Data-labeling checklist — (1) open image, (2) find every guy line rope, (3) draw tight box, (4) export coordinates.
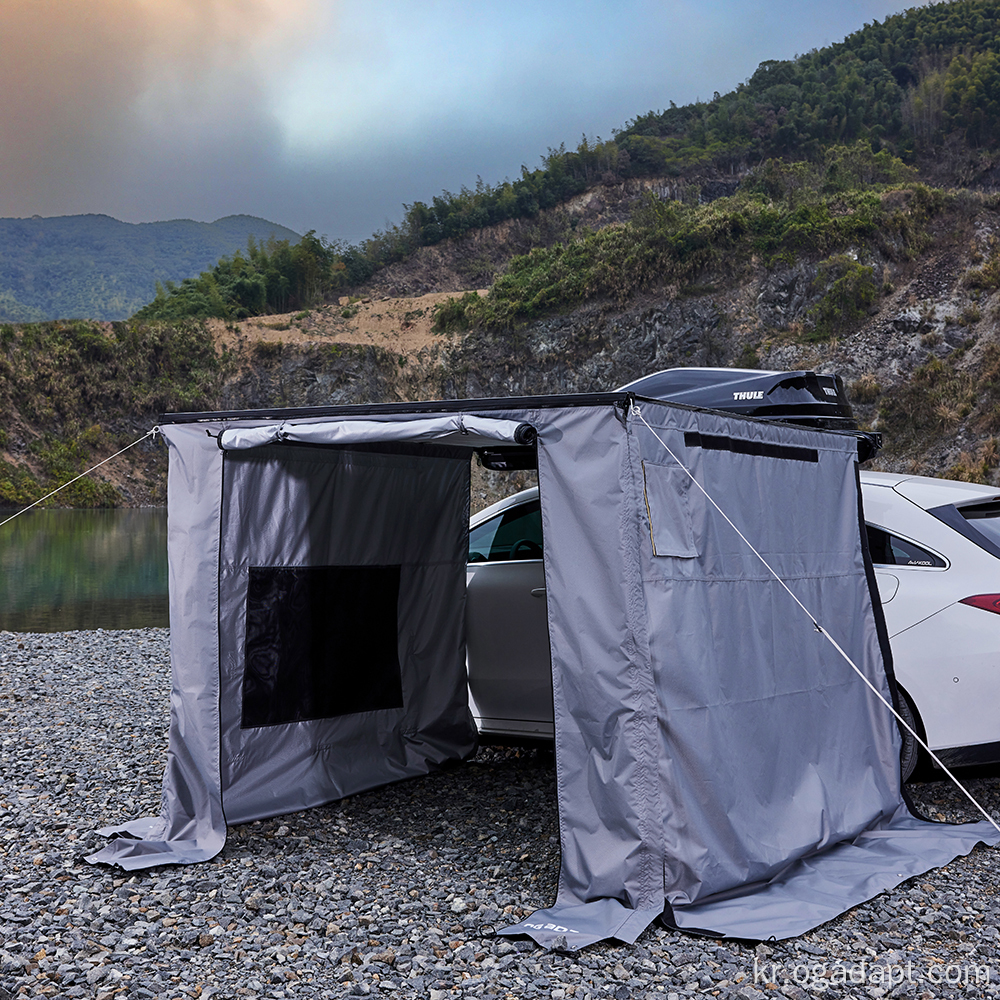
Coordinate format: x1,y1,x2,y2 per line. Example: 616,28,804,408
0,427,159,530
633,403,1000,836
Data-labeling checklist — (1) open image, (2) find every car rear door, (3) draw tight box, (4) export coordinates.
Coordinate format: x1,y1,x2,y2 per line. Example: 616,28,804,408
466,497,552,739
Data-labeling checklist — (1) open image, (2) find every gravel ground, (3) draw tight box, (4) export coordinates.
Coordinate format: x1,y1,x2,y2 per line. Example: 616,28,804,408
3,629,1000,999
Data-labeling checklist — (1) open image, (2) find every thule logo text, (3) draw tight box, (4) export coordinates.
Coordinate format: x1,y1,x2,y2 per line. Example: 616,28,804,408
733,391,764,400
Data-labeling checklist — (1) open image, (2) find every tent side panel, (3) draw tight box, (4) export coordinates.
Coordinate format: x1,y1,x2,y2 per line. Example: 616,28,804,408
632,406,901,904
216,443,476,822
528,405,667,943
87,422,227,869
506,401,999,949
634,404,999,940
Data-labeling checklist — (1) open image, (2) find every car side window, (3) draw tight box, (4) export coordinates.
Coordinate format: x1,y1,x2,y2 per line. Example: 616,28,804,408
866,524,945,568
469,500,543,562
958,500,1000,547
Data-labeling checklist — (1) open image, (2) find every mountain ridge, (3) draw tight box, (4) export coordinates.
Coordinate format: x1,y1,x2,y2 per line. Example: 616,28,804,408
0,213,300,322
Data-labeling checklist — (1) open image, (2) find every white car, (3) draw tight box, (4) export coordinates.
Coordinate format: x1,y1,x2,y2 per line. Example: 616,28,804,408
466,472,1000,780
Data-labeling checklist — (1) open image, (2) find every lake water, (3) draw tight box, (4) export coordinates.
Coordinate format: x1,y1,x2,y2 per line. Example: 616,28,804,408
0,508,168,632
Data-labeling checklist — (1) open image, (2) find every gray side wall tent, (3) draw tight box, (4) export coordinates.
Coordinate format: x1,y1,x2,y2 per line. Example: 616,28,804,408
87,395,999,949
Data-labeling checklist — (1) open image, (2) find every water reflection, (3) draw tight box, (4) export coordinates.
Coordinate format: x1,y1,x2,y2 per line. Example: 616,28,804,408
0,508,167,632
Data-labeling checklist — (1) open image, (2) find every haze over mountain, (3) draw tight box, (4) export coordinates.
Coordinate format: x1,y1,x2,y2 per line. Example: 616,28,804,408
0,214,300,322
1,0,911,243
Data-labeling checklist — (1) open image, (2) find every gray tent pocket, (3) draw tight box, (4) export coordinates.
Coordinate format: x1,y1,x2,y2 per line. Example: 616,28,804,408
641,461,698,558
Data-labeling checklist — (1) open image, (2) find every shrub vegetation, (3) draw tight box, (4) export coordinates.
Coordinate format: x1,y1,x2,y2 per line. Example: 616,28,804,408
0,319,223,506
135,232,345,322
433,146,943,332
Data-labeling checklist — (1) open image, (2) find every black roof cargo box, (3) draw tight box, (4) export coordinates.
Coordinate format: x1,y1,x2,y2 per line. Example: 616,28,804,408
619,368,855,430
618,367,880,462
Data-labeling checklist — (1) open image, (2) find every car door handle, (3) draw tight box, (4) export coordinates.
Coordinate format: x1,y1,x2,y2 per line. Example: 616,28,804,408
530,588,546,599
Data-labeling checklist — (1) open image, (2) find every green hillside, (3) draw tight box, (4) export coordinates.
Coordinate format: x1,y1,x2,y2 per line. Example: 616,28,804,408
134,1,1000,321
0,214,300,322
332,0,1000,281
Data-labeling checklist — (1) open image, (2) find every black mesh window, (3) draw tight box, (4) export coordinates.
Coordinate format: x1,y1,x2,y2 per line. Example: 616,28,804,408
242,565,403,728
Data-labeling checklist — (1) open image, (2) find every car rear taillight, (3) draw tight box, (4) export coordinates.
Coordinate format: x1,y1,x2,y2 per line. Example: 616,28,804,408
959,594,1000,615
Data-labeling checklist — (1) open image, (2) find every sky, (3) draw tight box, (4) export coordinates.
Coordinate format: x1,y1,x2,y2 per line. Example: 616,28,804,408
1,0,922,244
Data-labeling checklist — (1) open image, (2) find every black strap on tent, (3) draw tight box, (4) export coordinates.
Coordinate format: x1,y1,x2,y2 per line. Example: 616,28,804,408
683,431,818,463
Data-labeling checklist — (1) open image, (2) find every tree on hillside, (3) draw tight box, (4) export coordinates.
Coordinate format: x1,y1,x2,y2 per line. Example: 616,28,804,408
134,231,345,321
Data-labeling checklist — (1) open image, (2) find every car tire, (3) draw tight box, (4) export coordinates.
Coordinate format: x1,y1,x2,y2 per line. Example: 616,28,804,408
896,688,926,783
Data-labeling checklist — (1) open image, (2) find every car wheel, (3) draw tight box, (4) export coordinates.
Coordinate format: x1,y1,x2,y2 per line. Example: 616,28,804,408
896,688,925,783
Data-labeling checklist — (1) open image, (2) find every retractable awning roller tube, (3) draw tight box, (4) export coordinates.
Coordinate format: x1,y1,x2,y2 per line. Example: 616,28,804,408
218,414,535,451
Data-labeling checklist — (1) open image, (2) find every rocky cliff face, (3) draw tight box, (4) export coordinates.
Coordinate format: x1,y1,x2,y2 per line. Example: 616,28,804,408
167,186,1000,503
385,190,1000,488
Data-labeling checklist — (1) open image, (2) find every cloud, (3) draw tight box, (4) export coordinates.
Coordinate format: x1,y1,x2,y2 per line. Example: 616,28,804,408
0,0,925,241
0,0,318,218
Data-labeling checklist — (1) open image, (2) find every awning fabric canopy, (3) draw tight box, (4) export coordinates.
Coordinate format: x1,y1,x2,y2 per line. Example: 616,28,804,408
87,396,998,949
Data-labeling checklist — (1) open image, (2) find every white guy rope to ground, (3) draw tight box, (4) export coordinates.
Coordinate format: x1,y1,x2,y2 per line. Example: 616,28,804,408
0,427,159,530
